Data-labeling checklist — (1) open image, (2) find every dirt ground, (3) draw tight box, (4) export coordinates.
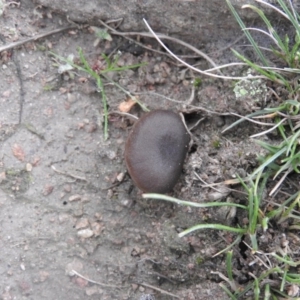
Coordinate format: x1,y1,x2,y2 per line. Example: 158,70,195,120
0,1,294,300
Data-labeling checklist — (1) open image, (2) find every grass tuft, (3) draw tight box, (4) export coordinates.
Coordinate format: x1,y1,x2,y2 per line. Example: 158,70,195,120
50,48,147,140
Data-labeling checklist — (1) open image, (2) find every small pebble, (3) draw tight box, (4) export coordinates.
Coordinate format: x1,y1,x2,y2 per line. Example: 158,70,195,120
74,277,88,288
77,228,94,238
116,172,125,182
69,194,81,202
39,271,49,282
120,199,133,208
75,218,89,229
26,163,33,172
42,184,54,196
64,184,72,193
91,222,104,237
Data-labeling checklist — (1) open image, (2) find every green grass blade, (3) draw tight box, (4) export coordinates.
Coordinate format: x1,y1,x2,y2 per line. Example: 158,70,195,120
251,147,286,177
243,5,287,53
255,139,280,154
232,49,287,86
264,283,271,300
142,193,247,209
178,224,246,238
253,276,260,300
219,283,237,299
226,0,269,66
277,0,300,35
226,251,234,281
213,235,242,257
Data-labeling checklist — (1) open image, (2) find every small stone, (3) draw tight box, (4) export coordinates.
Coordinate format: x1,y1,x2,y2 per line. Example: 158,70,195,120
39,271,49,282
106,150,116,160
81,194,90,202
77,229,94,238
116,172,125,182
139,286,145,292
25,163,33,172
112,239,124,246
120,199,133,208
42,184,54,196
69,194,81,202
74,276,88,288
75,218,89,229
287,284,299,297
74,208,84,217
91,222,104,237
131,248,140,257
67,93,76,103
86,123,97,133
77,122,85,130
20,263,25,271
64,184,72,193
94,213,102,220
107,189,113,198
58,213,70,224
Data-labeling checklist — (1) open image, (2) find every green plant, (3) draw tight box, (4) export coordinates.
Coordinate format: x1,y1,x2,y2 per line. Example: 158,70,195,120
144,183,300,298
179,1,300,297
50,48,148,140
226,0,300,92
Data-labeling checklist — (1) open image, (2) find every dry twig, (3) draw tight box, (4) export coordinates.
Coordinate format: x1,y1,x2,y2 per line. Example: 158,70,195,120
0,26,77,53
71,270,128,289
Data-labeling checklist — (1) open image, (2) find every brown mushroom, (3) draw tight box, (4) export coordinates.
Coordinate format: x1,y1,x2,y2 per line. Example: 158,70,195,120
125,110,190,193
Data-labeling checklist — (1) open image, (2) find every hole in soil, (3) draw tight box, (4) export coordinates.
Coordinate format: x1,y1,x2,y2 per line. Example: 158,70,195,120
189,143,198,154
184,111,202,127
63,201,67,205
232,216,239,226
239,235,248,259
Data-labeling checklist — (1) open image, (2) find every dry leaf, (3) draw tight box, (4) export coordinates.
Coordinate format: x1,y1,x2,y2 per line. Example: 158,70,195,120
118,98,136,113
12,144,25,161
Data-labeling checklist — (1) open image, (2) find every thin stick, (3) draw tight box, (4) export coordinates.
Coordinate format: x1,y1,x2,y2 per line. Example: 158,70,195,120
269,167,291,196
139,282,180,299
229,112,275,127
196,174,248,196
0,26,77,53
244,27,279,46
51,165,87,181
252,0,289,20
71,270,127,289
143,19,267,81
98,19,220,71
250,118,286,138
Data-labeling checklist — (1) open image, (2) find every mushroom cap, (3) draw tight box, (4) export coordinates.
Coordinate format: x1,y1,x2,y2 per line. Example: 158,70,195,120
125,110,190,193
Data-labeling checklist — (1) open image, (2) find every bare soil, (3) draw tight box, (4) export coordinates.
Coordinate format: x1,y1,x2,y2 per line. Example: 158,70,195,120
0,1,298,300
